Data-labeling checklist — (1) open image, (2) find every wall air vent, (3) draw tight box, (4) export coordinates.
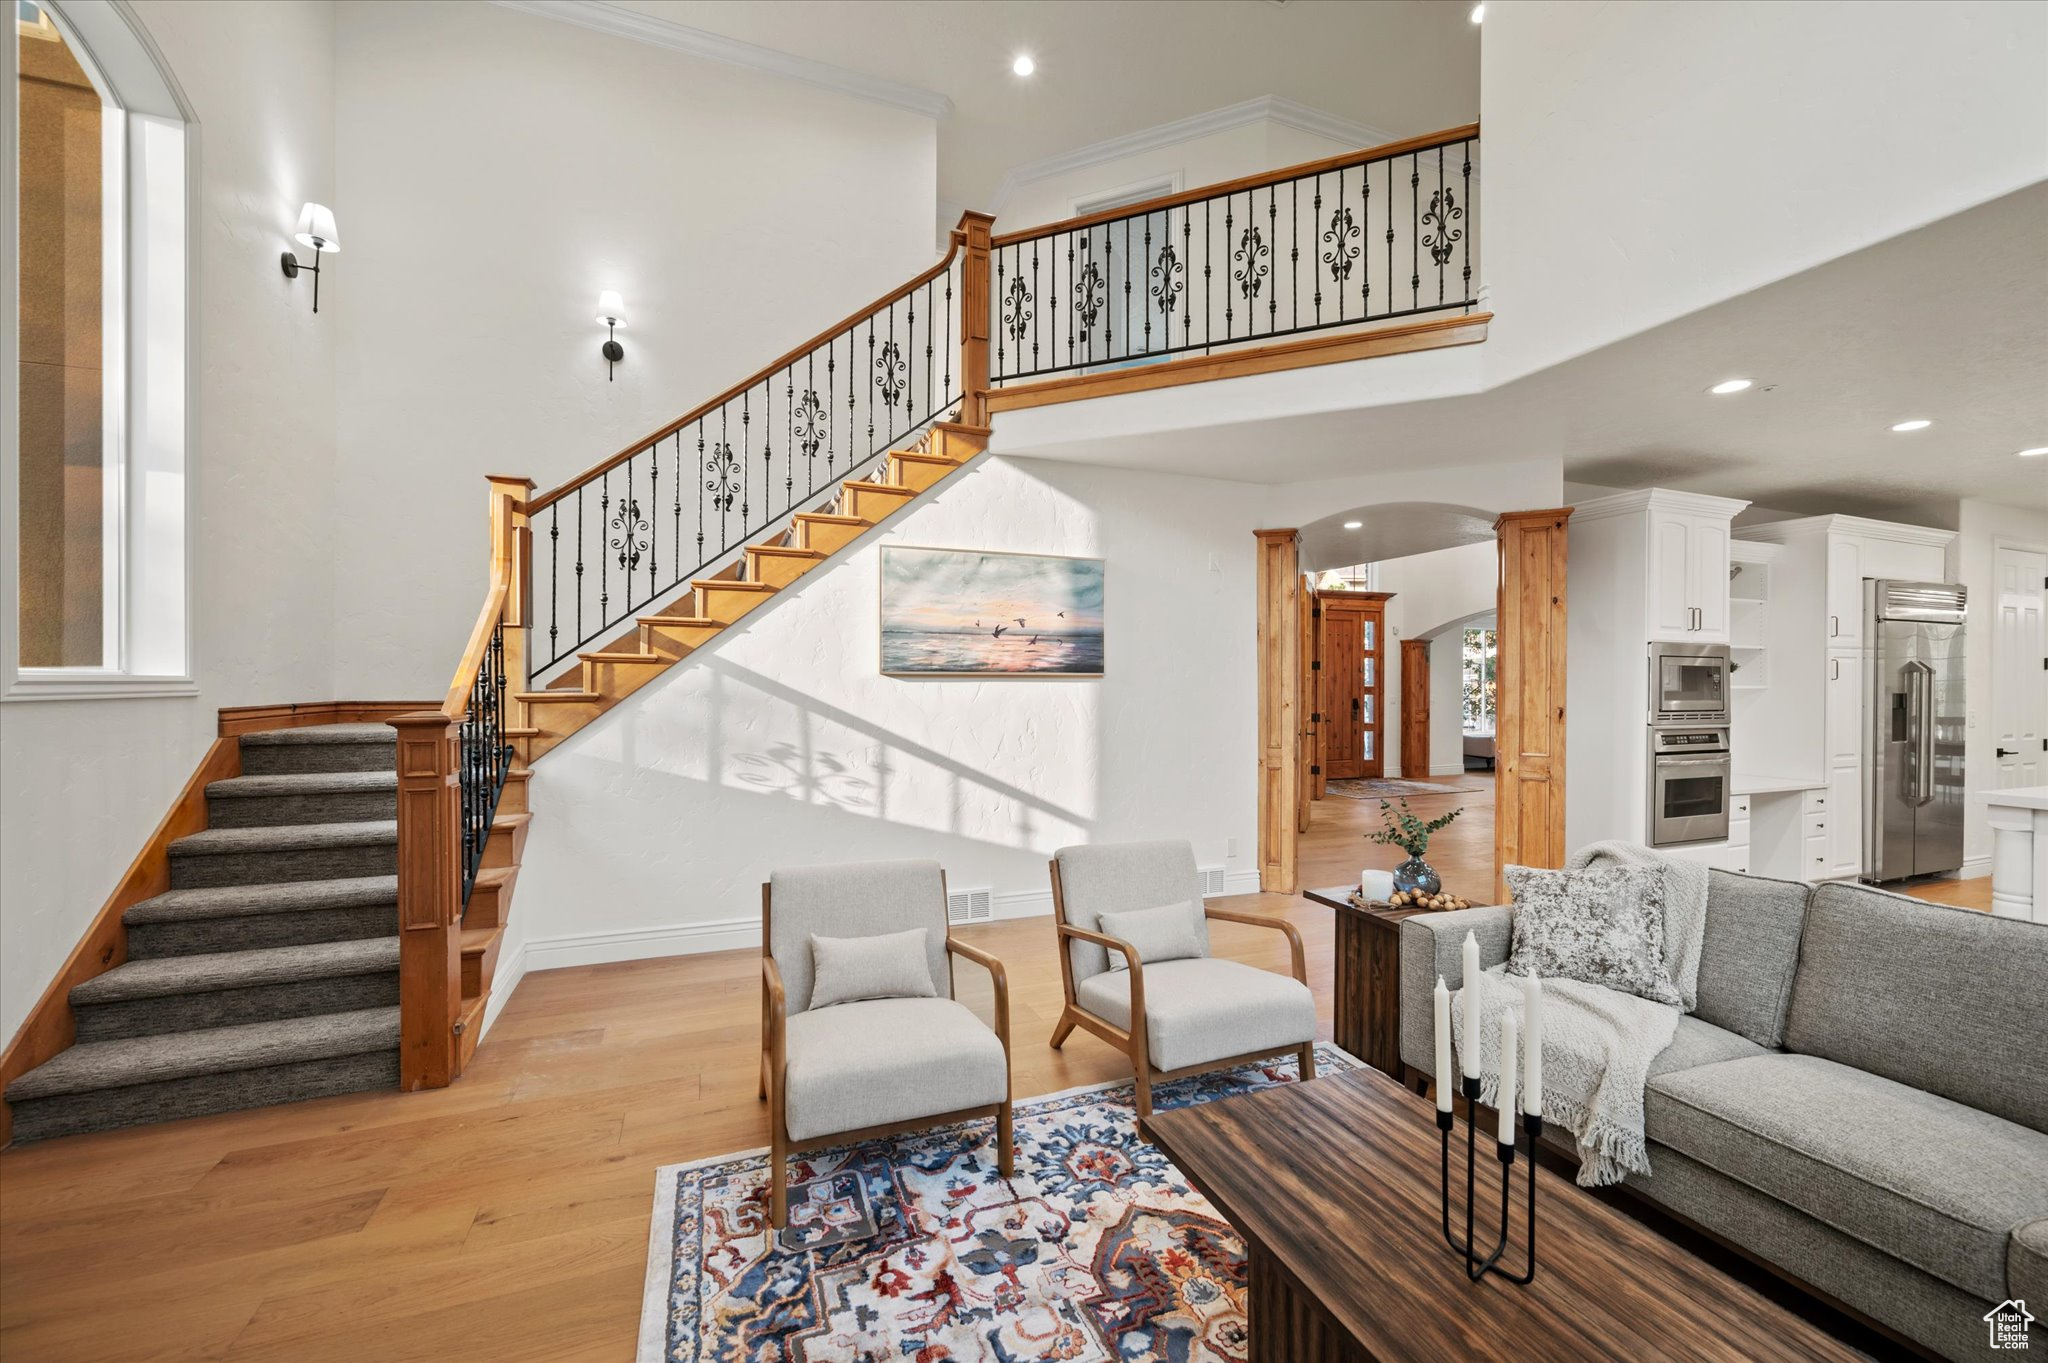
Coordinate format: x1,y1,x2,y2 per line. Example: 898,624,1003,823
947,887,993,924
1199,866,1228,898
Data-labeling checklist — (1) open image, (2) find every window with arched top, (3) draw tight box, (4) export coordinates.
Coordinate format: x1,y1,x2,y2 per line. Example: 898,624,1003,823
4,0,190,699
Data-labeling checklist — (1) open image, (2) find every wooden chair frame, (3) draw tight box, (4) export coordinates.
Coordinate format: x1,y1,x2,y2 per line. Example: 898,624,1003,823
757,875,1013,1229
1046,859,1315,1117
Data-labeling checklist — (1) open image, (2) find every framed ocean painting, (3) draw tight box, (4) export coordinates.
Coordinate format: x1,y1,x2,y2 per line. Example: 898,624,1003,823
879,547,1105,677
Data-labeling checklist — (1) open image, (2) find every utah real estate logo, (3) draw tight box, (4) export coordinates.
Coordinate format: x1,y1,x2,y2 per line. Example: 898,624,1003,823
1985,1299,2035,1350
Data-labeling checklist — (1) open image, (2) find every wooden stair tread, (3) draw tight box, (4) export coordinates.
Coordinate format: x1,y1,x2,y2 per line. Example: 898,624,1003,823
849,480,915,496
460,926,502,955
893,449,960,466
514,690,601,704
640,614,720,627
692,579,776,593
578,650,663,665
749,544,825,559
796,512,868,525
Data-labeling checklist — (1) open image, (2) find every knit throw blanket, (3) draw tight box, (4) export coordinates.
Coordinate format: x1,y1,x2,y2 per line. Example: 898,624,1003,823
1451,844,1710,1187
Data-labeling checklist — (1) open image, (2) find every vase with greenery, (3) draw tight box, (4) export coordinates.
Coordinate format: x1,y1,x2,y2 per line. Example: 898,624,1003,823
1366,799,1462,896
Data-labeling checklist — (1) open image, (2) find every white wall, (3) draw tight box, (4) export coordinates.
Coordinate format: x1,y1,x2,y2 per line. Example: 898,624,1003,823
1370,541,1496,776
997,114,1357,234
0,0,340,1045
1948,498,2048,873
503,456,1260,984
328,1,939,698
1480,0,2048,385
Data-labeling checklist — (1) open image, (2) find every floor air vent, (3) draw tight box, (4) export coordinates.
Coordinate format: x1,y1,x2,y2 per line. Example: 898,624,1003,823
1199,866,1227,898
947,887,993,924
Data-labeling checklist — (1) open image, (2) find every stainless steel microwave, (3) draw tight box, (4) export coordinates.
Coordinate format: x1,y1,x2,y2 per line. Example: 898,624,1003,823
1648,641,1732,726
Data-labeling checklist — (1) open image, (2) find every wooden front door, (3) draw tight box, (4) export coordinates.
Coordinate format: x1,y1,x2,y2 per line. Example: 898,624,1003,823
1320,592,1390,780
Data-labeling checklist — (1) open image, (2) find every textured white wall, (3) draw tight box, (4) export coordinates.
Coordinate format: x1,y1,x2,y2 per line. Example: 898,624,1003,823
0,0,341,1045
1480,0,2048,385
1948,498,2048,872
327,1,940,698
501,456,1260,991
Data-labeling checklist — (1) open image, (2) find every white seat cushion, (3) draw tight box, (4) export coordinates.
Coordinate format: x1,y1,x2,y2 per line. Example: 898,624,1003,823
782,996,1007,1143
1076,957,1315,1073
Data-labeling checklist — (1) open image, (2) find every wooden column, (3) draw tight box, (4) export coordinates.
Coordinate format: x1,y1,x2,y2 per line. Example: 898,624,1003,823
389,712,462,1090
1493,508,1573,902
1400,637,1430,779
1256,530,1302,893
955,210,995,426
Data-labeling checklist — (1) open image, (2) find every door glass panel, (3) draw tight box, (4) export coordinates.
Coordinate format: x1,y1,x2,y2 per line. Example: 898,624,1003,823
1362,621,1375,651
1362,695,1373,724
1664,774,1724,818
1362,657,1374,687
1362,731,1374,760
16,2,109,667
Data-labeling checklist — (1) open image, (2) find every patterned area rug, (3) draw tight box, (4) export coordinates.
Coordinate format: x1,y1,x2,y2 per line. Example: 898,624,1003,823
638,1044,1361,1362
1325,776,1488,799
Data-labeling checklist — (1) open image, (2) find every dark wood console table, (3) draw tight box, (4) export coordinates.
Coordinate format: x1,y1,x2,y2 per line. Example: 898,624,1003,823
1141,1066,1867,1363
1302,885,1436,1078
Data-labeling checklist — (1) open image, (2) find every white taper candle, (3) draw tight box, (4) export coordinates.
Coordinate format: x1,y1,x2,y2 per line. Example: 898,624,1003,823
1521,971,1544,1115
1433,976,1453,1111
1460,932,1482,1078
1497,1008,1519,1145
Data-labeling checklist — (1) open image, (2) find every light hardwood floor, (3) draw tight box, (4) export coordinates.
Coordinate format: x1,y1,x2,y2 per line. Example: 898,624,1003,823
0,773,1988,1361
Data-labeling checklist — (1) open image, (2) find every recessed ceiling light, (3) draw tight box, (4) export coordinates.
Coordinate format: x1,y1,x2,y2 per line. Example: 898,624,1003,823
1709,378,1753,395
1469,3,1485,22
1011,54,1035,76
1890,419,1932,432
1343,520,1363,530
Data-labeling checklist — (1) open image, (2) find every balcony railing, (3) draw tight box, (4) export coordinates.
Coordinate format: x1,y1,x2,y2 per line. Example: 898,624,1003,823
988,125,1479,386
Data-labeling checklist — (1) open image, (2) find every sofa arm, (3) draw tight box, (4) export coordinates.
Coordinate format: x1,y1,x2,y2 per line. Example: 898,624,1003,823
1398,905,1515,1079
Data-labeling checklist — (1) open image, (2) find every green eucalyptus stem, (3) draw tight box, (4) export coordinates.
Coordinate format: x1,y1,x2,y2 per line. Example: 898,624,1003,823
1364,798,1462,859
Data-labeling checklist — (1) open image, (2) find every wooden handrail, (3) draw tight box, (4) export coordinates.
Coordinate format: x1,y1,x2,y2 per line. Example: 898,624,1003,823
438,580,509,718
990,122,1481,247
526,233,969,515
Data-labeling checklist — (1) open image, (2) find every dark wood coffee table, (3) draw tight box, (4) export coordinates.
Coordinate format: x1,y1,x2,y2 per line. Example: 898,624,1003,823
1142,1065,1867,1363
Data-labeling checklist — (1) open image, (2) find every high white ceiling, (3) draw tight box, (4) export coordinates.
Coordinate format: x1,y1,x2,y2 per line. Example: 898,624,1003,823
604,0,1482,211
1004,182,2048,520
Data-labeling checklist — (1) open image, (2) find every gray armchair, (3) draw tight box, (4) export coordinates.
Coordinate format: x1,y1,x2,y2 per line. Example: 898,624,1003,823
760,859,1012,1229
1048,840,1316,1117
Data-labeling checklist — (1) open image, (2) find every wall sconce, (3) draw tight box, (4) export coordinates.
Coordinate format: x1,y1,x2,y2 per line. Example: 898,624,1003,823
280,203,340,313
596,291,627,380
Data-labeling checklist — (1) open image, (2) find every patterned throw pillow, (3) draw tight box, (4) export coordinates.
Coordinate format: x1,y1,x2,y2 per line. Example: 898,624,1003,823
1505,864,1683,1006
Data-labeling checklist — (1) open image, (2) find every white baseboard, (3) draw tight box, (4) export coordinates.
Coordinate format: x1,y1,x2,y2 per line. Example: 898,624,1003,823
1430,763,1466,777
1956,855,1992,880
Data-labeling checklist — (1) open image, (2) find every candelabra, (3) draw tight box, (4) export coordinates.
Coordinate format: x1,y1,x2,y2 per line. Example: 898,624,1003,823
1438,1076,1540,1283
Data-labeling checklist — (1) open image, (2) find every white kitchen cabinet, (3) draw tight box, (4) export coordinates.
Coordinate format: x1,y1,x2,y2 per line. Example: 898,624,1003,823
1826,536,1863,647
1648,505,1733,641
1566,489,1751,851
1828,764,1862,876
1825,651,1861,769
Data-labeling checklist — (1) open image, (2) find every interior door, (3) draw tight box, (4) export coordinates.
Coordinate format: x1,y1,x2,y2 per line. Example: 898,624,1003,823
1401,638,1431,779
1324,607,1366,779
1993,546,2047,793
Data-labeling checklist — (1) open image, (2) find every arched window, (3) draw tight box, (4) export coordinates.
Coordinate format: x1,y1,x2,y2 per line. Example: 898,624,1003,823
4,0,190,698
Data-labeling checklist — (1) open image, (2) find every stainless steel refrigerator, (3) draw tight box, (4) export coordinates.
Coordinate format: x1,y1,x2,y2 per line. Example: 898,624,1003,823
1864,580,1967,882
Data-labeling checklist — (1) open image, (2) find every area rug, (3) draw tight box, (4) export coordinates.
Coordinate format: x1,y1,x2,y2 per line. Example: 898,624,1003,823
638,1043,1361,1362
1325,776,1488,799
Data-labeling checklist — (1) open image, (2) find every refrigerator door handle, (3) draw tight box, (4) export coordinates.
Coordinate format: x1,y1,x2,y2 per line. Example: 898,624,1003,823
1903,660,1935,808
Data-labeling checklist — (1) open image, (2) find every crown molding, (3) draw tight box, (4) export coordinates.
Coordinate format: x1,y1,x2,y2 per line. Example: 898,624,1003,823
988,95,1395,221
488,1,953,121
1570,487,1752,524
1737,513,1955,548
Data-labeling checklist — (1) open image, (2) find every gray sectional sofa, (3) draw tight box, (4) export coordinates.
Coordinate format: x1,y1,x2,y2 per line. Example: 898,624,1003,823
1399,872,2048,1361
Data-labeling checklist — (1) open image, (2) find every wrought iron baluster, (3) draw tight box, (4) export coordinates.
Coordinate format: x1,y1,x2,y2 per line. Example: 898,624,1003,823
672,433,682,595
1182,209,1193,350
741,387,752,533
1121,216,1131,360
942,262,953,403
1411,152,1421,311
649,440,659,603
1031,238,1040,374
1363,162,1373,317
599,467,610,628
547,503,558,672
1142,215,1154,354
995,250,1006,378
1223,195,1234,338
1266,188,1278,333
1291,177,1300,331
1462,139,1473,307
574,485,584,648
1386,157,1396,320
1203,199,1212,354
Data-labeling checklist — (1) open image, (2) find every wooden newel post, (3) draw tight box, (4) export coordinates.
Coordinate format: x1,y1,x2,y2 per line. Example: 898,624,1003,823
487,475,537,727
389,711,463,1090
1492,507,1573,904
955,210,995,426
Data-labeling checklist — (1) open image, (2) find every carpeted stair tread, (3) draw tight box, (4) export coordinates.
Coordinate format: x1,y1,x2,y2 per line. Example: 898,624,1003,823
5,1006,399,1102
170,820,396,857
71,937,398,1005
124,874,398,925
206,770,396,800
236,723,394,747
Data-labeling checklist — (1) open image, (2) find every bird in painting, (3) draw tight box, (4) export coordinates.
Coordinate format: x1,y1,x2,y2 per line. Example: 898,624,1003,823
1056,611,1066,619
992,624,1008,638
1014,618,1026,628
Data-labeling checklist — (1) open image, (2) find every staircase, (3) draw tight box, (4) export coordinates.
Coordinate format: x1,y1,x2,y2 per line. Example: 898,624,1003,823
513,420,989,760
2,723,528,1141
